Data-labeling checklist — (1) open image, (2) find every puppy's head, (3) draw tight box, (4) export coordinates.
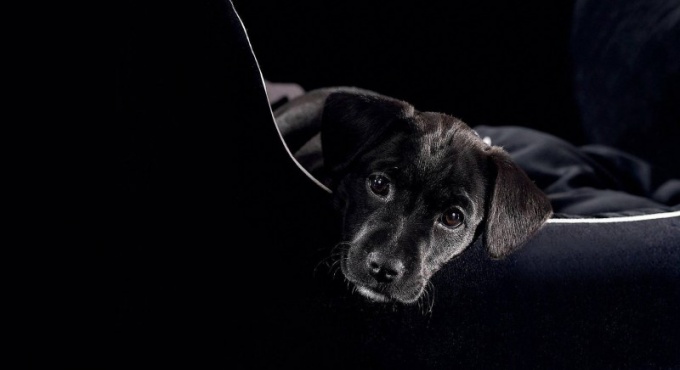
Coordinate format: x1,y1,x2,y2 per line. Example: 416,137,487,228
321,91,552,304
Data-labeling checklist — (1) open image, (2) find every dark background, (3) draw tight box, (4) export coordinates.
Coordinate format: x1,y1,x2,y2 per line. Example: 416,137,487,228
232,0,680,179
233,0,582,143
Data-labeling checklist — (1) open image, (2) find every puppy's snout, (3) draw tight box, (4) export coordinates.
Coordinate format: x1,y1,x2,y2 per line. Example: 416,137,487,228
367,251,405,283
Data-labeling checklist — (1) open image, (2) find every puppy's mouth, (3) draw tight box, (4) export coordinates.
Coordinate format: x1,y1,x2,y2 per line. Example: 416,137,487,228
356,285,390,303
344,268,426,304
352,282,425,304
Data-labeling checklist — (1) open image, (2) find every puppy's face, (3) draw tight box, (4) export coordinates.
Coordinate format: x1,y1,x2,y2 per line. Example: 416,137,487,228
321,91,552,304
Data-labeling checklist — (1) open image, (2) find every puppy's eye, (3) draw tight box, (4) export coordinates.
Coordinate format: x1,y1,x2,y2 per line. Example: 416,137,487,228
368,174,390,196
440,209,464,228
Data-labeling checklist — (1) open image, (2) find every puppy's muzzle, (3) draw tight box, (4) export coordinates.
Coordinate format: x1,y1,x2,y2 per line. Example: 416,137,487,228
342,242,425,304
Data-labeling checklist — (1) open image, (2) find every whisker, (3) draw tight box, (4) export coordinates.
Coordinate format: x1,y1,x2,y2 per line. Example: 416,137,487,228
422,281,436,316
312,241,351,279
414,280,436,316
329,259,343,280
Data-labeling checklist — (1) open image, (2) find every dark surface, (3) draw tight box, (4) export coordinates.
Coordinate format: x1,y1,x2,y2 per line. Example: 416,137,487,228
34,1,679,369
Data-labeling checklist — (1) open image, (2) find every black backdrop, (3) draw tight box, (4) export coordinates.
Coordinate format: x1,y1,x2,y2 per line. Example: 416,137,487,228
32,0,679,368
232,0,583,144
233,0,680,179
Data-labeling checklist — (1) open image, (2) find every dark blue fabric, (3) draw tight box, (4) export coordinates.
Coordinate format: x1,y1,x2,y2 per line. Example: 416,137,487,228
345,217,680,369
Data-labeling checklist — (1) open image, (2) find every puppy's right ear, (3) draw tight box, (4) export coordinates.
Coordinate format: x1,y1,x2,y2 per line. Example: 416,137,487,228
484,147,553,259
321,92,414,178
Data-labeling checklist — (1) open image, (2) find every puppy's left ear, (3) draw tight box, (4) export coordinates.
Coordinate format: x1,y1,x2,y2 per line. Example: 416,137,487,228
321,91,415,178
484,147,552,259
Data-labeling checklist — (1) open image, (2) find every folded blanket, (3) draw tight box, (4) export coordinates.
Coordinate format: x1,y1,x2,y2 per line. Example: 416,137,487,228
475,125,680,215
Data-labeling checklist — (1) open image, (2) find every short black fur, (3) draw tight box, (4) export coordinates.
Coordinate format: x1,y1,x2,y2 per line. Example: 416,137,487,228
275,87,552,304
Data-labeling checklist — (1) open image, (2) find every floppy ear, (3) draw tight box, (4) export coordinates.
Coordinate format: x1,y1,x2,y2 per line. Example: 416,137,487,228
321,91,414,178
484,147,553,259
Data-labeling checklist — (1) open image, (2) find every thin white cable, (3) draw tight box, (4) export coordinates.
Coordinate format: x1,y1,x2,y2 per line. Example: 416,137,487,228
547,210,680,224
232,4,332,194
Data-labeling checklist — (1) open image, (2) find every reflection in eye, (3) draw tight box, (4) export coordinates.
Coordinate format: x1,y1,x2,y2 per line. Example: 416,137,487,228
441,209,464,228
368,174,390,196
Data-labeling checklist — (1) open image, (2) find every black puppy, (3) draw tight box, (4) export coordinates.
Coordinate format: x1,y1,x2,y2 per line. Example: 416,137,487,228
274,87,552,304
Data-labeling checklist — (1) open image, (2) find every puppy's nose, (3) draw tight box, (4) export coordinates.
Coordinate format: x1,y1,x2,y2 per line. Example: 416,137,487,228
367,251,404,283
